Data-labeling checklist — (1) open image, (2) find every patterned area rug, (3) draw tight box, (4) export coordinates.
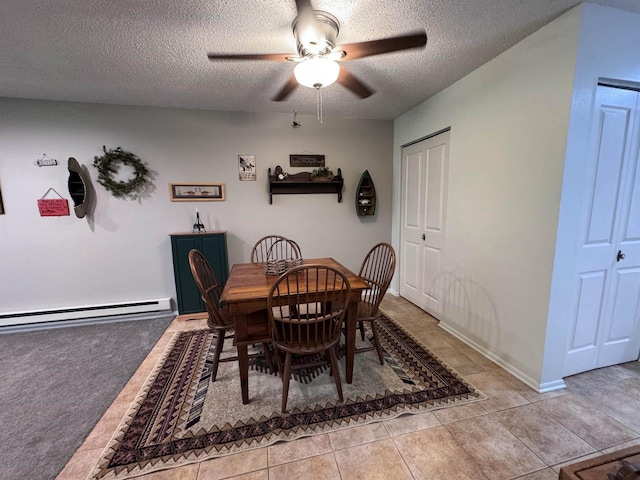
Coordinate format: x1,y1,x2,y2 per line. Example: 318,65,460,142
93,312,485,479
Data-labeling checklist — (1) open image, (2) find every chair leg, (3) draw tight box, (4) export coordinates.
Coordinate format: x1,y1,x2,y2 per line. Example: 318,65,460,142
328,346,344,403
370,320,385,365
281,351,293,414
262,342,277,374
274,349,283,376
326,345,340,376
359,320,365,341
211,332,226,382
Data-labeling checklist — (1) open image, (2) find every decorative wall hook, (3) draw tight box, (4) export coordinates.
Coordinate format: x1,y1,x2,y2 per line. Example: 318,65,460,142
292,110,301,128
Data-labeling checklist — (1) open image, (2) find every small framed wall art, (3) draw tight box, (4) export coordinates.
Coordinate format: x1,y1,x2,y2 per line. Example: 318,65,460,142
290,154,325,168
169,183,225,201
238,155,256,181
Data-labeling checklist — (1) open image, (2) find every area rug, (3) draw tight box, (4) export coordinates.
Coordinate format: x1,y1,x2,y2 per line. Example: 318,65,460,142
93,312,485,479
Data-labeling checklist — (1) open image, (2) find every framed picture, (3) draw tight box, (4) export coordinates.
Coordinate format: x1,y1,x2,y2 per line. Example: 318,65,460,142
0,184,4,214
238,155,256,181
290,154,325,168
169,183,225,201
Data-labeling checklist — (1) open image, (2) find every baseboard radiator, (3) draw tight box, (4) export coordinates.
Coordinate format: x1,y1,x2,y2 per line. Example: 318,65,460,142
0,298,172,328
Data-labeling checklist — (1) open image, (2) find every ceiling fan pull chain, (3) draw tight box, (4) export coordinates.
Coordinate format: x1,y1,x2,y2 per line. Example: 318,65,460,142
314,86,324,124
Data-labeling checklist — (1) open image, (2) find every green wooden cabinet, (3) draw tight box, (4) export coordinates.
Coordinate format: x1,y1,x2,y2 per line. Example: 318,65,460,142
170,232,229,314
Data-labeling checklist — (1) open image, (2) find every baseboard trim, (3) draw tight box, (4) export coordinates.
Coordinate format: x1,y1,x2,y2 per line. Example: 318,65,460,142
0,298,172,327
438,321,566,393
0,310,177,334
538,379,567,392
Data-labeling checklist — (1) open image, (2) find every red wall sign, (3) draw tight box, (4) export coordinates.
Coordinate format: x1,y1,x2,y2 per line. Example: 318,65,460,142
38,198,70,216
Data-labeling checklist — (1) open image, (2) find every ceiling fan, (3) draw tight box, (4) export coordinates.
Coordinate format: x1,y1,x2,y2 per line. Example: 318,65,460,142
207,0,427,102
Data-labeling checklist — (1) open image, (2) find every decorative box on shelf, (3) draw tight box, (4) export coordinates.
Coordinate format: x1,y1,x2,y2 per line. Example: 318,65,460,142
268,167,343,204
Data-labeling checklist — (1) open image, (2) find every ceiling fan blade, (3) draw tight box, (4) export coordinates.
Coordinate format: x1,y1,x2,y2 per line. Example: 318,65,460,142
207,53,293,62
272,75,299,101
337,31,427,60
337,66,374,99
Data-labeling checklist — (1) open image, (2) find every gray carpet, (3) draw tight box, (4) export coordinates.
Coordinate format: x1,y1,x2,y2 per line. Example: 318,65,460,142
0,314,174,480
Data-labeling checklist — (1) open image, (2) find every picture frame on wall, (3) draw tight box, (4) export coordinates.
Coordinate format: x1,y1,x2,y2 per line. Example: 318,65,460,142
0,183,4,214
169,183,225,201
238,155,256,181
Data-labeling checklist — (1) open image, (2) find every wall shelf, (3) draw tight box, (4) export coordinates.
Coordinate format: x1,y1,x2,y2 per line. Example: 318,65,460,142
268,167,343,204
67,157,90,218
356,170,376,216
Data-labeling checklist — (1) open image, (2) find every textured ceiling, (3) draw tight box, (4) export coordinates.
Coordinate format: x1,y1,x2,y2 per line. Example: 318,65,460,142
1,0,639,120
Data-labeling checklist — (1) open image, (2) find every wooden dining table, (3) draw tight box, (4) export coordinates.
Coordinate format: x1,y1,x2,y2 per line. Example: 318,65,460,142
220,257,369,404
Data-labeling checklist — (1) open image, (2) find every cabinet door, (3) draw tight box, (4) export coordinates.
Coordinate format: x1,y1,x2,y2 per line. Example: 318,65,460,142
172,236,204,314
200,234,229,286
171,233,230,315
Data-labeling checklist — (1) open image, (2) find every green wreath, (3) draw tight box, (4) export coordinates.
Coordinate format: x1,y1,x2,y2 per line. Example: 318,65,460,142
93,146,149,197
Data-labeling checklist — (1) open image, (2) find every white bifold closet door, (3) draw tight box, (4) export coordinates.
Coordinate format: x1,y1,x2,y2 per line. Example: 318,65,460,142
399,130,450,318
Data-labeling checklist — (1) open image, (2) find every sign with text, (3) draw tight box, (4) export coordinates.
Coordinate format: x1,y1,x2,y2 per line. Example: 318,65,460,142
289,154,325,168
38,198,70,216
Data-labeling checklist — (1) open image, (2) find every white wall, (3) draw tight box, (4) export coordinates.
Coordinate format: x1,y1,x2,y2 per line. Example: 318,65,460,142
393,8,580,388
0,99,393,315
543,4,640,386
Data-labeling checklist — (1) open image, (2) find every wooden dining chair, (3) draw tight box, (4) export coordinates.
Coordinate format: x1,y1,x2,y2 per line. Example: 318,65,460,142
188,249,273,382
251,235,301,263
266,238,301,262
251,235,286,263
267,265,351,413
353,242,396,365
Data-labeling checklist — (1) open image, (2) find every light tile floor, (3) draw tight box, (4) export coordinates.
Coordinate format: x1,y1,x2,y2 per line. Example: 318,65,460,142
57,295,640,480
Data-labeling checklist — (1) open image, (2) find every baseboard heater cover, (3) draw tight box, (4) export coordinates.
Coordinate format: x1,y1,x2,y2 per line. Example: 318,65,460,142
0,298,172,327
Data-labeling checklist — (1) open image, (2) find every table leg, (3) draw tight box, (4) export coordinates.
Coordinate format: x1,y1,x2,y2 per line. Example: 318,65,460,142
346,300,357,384
233,313,251,405
237,343,250,404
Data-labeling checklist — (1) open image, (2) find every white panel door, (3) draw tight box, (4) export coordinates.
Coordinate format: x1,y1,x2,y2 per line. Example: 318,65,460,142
564,86,640,376
400,131,450,317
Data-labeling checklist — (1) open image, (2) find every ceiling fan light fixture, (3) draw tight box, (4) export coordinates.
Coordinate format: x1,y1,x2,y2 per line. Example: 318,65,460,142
292,11,340,57
294,58,340,89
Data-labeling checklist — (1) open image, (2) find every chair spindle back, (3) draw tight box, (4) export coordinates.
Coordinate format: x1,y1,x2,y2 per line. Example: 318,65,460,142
251,235,301,263
188,249,228,328
359,242,396,313
267,265,350,353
